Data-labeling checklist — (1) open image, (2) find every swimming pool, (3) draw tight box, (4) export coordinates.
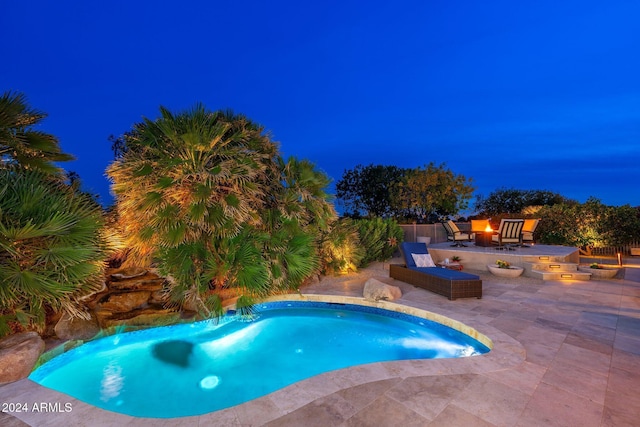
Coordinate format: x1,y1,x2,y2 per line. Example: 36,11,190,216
30,300,490,418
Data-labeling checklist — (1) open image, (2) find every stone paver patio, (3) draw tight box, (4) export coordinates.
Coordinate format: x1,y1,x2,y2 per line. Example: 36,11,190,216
1,257,639,426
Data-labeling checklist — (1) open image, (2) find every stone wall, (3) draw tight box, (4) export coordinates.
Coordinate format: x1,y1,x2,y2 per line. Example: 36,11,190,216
55,267,184,340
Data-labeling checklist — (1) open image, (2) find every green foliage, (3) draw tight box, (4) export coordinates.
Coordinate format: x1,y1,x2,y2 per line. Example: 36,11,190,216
495,259,510,269
0,169,110,335
393,162,474,222
475,188,569,217
318,219,364,275
536,197,640,254
336,163,473,222
597,204,640,246
354,218,404,266
0,91,74,174
336,164,408,218
107,105,335,315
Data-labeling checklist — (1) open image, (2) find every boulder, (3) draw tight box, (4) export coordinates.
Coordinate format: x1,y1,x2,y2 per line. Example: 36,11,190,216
109,267,148,281
149,290,169,305
98,291,151,313
100,308,182,328
363,278,402,301
78,281,108,304
108,275,165,292
54,312,101,341
0,332,45,384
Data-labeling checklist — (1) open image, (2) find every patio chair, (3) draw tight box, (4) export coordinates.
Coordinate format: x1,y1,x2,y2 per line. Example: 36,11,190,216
442,220,473,247
521,219,540,246
491,219,524,250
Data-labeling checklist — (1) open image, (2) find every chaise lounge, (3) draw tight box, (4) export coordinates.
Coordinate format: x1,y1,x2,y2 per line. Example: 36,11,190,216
389,242,482,300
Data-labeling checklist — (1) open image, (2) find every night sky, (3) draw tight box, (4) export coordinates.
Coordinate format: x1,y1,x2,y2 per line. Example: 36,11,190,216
3,1,639,210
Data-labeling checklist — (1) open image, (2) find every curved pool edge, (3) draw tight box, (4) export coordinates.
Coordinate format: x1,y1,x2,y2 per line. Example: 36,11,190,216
6,294,526,426
220,294,526,423
259,293,494,350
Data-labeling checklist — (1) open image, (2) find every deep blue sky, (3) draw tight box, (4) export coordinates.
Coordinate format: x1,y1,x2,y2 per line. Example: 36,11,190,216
3,1,639,210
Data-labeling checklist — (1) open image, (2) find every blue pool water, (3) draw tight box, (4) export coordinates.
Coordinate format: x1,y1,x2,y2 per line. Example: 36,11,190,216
30,301,490,418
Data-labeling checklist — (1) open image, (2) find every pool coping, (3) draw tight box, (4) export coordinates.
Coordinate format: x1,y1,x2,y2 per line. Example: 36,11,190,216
1,293,525,426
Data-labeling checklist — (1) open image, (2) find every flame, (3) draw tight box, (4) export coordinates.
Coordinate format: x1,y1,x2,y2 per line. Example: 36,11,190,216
485,225,493,232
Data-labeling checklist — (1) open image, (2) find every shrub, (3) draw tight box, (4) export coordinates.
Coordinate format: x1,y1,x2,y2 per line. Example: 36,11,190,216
355,218,403,266
0,169,110,336
318,219,364,275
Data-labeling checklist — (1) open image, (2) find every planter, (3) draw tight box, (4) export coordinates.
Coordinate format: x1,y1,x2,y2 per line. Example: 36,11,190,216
577,265,620,279
417,236,431,245
487,265,524,278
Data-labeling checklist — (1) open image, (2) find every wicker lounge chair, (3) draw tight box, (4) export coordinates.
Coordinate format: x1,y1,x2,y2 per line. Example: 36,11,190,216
389,242,482,300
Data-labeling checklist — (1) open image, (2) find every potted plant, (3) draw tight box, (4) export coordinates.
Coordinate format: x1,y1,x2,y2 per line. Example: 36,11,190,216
577,262,620,279
451,256,461,263
496,259,510,268
487,259,524,278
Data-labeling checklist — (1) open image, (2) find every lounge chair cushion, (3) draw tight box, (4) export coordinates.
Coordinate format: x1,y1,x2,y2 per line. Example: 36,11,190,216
411,253,436,267
409,266,480,281
400,242,429,268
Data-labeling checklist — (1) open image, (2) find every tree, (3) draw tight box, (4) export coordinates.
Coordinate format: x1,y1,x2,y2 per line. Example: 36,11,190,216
598,204,640,246
535,197,640,255
0,91,74,173
393,163,474,222
0,168,110,336
107,104,335,316
335,164,407,218
475,188,569,217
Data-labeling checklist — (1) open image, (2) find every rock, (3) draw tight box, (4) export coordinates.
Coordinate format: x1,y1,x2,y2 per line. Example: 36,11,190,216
109,267,148,280
108,275,165,292
0,332,45,384
78,281,108,302
363,278,402,301
98,291,151,313
100,309,181,328
54,312,101,341
79,281,110,310
149,290,169,305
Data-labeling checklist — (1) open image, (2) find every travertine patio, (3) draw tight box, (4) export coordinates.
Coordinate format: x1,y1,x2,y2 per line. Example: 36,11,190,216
1,256,639,426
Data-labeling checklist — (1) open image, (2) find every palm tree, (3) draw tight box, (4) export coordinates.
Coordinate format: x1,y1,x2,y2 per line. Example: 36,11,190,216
108,103,405,311
107,105,335,316
0,91,74,173
0,168,110,336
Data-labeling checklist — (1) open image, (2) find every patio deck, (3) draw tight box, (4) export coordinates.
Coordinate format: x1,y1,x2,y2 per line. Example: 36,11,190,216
1,256,639,426
425,242,580,272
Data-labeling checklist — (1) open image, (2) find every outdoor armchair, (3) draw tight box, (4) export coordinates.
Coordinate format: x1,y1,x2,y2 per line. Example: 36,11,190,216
442,220,474,247
491,219,524,250
522,219,540,246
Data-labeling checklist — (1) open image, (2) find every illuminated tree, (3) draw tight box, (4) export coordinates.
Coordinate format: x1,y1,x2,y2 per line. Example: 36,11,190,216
107,105,335,316
475,188,569,217
393,162,474,222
